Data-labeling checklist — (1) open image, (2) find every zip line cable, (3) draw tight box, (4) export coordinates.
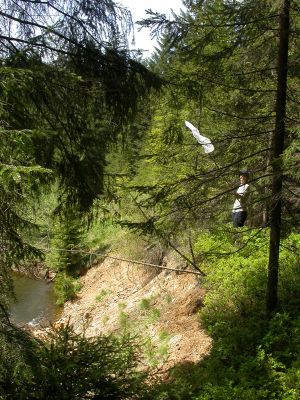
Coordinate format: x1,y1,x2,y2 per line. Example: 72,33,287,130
43,246,204,276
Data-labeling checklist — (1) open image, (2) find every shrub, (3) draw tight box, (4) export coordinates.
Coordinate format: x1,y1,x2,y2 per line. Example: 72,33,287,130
54,274,82,305
0,322,148,400
144,229,300,400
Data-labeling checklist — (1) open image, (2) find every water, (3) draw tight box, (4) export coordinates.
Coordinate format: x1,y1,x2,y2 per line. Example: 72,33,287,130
9,273,61,327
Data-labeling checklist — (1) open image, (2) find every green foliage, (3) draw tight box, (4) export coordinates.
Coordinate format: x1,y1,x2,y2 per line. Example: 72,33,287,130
278,232,300,312
197,229,269,321
197,229,300,349
44,209,89,303
0,322,40,400
123,0,300,251
0,129,50,317
84,213,154,264
143,332,170,368
95,289,110,303
54,274,82,306
147,230,300,400
0,323,148,400
1,1,300,398
118,303,130,331
139,297,152,311
114,297,170,368
46,210,88,275
85,217,126,253
139,297,161,323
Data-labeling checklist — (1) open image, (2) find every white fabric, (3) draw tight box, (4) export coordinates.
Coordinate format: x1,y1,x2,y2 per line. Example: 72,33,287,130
232,183,249,213
185,120,214,153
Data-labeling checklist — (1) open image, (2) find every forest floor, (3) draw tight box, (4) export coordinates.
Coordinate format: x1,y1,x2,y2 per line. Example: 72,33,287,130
58,252,212,372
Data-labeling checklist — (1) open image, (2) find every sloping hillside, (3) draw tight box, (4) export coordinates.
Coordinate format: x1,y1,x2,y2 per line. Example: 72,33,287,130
60,254,212,371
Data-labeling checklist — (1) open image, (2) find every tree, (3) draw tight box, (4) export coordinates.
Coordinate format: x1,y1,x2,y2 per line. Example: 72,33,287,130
0,1,164,393
0,0,132,55
131,0,300,312
0,0,161,261
266,0,290,313
0,0,162,339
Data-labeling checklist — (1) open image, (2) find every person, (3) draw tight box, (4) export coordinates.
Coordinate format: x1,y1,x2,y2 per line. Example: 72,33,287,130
232,169,250,228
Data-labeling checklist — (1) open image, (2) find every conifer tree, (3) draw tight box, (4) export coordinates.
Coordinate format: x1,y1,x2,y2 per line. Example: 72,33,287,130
0,0,161,356
134,0,300,311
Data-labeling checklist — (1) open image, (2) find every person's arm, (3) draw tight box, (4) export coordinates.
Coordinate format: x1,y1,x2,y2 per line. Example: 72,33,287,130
236,184,249,204
235,185,249,200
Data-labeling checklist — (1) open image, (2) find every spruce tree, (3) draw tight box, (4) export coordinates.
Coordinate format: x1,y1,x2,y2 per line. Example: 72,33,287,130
131,0,300,311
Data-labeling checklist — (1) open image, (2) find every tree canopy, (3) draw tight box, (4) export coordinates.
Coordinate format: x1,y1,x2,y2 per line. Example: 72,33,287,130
1,0,300,398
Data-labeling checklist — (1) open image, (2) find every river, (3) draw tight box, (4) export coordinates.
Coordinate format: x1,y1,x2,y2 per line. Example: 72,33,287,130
9,273,61,327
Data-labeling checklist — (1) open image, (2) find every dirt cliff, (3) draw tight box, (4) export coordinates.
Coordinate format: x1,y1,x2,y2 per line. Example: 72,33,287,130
60,254,212,371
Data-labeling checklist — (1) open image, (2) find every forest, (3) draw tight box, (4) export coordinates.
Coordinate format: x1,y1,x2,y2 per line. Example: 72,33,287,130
0,0,300,399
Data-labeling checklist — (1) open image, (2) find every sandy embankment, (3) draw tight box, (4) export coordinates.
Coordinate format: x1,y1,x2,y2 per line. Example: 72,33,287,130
58,254,212,371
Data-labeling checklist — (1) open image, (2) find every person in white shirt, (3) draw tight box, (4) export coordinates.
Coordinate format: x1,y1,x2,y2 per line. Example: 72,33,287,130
232,170,250,228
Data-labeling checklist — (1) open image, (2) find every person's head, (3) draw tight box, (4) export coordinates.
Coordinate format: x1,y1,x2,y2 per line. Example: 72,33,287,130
239,169,250,184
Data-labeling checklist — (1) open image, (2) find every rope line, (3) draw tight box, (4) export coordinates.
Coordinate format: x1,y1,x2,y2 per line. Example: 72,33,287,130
43,247,204,276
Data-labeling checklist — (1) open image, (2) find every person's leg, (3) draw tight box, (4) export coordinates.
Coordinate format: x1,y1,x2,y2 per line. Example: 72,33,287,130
232,211,248,228
232,212,241,228
232,212,247,246
239,211,248,227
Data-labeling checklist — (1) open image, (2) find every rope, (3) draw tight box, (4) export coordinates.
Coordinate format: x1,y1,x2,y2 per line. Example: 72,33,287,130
43,247,204,276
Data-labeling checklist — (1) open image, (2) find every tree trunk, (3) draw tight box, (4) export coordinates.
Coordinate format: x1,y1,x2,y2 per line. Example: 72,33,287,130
266,0,290,314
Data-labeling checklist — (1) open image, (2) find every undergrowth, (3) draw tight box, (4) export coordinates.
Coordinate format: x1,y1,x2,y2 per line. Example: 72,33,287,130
0,323,148,400
147,229,300,400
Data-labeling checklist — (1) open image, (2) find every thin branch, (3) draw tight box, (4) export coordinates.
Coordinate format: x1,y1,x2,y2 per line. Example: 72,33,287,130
47,2,102,47
0,34,73,56
205,106,275,121
0,10,79,46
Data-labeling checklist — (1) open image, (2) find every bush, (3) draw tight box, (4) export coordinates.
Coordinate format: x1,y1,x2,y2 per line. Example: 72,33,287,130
0,322,148,400
146,230,300,400
54,274,82,305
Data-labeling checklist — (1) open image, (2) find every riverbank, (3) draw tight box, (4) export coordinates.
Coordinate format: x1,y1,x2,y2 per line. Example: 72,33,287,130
13,262,56,282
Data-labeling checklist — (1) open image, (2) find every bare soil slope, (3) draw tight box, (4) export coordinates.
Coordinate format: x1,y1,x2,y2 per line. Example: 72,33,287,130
60,255,212,371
